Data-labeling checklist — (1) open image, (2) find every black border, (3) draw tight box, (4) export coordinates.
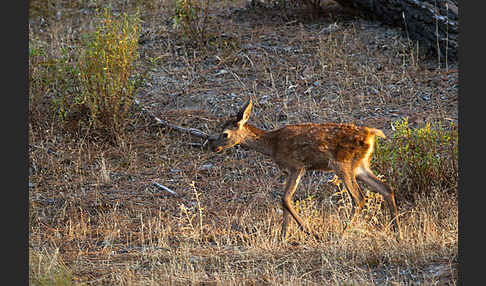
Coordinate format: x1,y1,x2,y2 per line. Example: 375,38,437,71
457,1,476,285
6,0,29,283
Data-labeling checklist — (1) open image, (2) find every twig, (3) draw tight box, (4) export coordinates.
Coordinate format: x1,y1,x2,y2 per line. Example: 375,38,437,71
153,182,180,197
135,99,209,140
29,144,59,156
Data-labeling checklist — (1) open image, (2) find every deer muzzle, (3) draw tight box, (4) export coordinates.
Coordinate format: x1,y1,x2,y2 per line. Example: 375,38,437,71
208,134,223,152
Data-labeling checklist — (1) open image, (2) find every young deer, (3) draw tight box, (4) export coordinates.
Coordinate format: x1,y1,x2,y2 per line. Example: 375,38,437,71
208,98,402,240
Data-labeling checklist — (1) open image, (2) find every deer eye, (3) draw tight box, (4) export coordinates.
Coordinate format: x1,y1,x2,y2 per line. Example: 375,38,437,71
222,131,230,139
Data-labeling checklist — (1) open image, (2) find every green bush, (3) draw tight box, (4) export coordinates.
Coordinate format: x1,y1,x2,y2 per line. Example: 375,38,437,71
173,0,211,44
373,118,458,201
29,9,141,139
78,8,141,137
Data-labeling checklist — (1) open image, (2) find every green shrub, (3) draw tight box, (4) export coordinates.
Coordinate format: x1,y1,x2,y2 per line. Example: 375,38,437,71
373,118,458,202
77,8,141,137
173,0,211,44
29,9,141,139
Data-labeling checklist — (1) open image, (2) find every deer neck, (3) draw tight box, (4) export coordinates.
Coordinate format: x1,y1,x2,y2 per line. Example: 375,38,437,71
240,123,274,156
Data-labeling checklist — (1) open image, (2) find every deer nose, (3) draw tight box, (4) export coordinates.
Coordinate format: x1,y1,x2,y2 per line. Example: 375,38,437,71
213,146,223,153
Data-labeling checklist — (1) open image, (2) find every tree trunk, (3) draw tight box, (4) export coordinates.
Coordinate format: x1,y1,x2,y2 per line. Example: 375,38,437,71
333,0,458,63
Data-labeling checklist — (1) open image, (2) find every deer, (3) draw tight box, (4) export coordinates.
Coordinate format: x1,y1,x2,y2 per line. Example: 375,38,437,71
208,98,402,240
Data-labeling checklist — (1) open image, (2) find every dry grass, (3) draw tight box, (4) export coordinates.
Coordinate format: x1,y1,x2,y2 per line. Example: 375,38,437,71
29,0,458,284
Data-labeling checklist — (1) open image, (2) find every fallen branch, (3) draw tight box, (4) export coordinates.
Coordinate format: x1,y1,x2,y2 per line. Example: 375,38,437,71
29,144,59,157
153,181,181,197
135,99,209,140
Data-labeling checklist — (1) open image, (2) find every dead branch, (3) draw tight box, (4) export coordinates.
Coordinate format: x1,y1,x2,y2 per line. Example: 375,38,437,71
135,99,209,140
153,181,181,197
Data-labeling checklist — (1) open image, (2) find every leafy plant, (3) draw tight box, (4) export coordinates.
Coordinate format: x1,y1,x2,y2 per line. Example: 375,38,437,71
360,189,385,227
373,118,458,201
173,0,211,44
29,8,141,139
295,195,320,218
329,175,385,225
77,8,141,137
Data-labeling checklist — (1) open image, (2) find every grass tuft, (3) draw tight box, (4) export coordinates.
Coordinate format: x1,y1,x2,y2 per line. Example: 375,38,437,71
29,249,74,286
173,0,212,44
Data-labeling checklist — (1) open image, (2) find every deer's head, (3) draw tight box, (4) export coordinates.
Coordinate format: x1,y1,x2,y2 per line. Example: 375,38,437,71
208,98,253,153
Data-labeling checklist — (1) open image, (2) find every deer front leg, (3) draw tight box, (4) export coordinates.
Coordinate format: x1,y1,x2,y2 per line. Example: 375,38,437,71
280,167,312,240
281,207,292,240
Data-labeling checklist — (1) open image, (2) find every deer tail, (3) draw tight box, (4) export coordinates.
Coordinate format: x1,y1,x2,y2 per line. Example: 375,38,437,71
369,128,386,139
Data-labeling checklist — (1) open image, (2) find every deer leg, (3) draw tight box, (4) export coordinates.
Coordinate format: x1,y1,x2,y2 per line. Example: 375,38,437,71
351,175,366,218
280,167,310,239
281,208,292,239
356,166,402,239
334,163,365,228
280,172,293,240
281,172,292,239
345,175,366,232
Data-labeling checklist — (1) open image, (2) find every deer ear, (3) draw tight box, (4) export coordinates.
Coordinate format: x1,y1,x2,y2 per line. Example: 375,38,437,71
236,98,252,127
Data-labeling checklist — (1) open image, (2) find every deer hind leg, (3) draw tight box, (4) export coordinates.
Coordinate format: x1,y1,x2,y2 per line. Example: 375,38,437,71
333,163,365,229
356,165,402,239
280,167,312,240
346,175,366,231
